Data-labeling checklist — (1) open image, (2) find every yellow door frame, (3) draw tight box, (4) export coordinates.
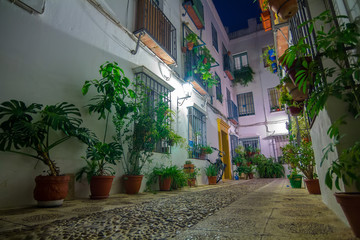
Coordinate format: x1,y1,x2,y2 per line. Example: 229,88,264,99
217,118,232,180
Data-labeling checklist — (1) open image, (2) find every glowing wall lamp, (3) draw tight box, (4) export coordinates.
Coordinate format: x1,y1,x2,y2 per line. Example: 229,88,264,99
177,82,193,108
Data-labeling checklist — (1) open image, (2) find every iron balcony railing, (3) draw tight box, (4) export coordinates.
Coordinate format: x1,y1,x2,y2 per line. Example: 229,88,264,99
135,0,177,62
185,49,208,93
228,100,239,124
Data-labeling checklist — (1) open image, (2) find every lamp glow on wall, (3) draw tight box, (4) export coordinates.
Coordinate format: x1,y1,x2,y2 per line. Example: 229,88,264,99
177,82,193,109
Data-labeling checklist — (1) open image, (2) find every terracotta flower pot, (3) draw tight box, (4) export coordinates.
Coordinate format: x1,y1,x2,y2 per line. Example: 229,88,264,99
188,178,196,187
184,164,195,173
33,175,70,207
269,0,298,20
159,176,172,191
187,42,194,51
304,179,321,194
203,57,208,64
208,176,217,185
123,175,144,194
248,173,254,179
90,176,115,199
335,192,360,237
181,46,187,53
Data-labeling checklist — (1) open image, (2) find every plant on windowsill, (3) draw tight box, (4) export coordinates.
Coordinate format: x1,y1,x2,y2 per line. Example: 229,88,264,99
199,144,213,159
233,66,255,86
0,100,95,206
77,61,136,199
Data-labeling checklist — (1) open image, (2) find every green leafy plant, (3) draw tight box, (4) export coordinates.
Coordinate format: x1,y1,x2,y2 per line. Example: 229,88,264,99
200,144,213,154
205,164,218,177
0,100,94,176
185,32,198,45
185,160,193,165
233,66,255,86
256,157,285,178
146,165,183,191
186,167,200,179
76,62,136,182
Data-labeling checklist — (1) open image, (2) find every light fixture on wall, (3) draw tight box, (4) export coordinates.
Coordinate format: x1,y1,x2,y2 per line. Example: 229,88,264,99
177,82,192,108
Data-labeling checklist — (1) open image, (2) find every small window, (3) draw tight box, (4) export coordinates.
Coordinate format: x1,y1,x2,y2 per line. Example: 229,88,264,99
215,73,222,103
268,87,285,112
239,137,260,151
234,52,248,70
237,92,255,116
211,23,218,52
188,107,207,159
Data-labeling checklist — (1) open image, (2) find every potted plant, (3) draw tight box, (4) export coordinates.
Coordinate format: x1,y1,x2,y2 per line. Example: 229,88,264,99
235,164,253,180
76,61,136,199
0,100,94,206
186,167,199,187
193,49,219,88
282,141,320,194
146,165,180,191
278,79,305,116
171,166,188,190
185,32,198,51
261,45,278,73
233,66,255,86
184,160,195,173
233,145,246,166
205,164,217,185
199,144,213,159
255,156,285,178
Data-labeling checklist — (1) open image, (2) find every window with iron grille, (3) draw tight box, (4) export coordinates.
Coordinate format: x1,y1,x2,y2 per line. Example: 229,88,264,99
237,92,255,116
188,107,207,159
211,23,218,52
239,137,260,150
215,73,222,103
135,72,172,153
268,87,285,112
234,52,248,70
230,135,239,163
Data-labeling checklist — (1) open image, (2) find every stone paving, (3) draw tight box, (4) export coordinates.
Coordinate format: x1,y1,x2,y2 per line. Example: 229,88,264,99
0,179,357,240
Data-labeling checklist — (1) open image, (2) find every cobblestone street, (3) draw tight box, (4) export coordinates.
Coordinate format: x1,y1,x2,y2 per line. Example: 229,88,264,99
0,179,356,239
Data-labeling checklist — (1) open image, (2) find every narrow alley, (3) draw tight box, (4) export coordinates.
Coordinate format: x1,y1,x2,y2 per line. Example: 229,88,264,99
0,179,355,240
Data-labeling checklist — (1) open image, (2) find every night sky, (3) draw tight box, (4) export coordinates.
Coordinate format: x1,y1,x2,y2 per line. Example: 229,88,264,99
213,0,262,33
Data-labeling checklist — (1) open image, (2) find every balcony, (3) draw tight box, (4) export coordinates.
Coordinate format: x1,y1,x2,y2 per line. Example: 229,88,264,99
228,100,239,125
134,0,177,65
183,0,205,29
223,53,234,80
185,49,208,95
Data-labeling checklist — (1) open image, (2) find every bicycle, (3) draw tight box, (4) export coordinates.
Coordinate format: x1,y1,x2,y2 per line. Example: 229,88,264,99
206,147,226,183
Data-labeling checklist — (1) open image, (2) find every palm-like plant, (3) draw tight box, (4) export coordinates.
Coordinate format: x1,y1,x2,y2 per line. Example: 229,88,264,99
0,100,94,176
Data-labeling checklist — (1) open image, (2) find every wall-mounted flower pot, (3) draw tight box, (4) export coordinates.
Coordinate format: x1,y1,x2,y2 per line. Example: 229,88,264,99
33,175,70,207
123,175,143,194
287,57,313,86
184,164,195,173
304,179,321,194
159,176,172,191
187,42,194,51
181,46,187,53
284,80,308,102
89,176,115,199
269,0,298,20
335,192,360,237
261,10,272,32
271,62,278,73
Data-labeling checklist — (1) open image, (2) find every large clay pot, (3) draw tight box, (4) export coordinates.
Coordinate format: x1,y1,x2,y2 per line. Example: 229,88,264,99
208,176,217,185
304,179,321,194
123,175,144,194
34,175,70,207
90,176,115,199
335,193,360,237
159,176,172,191
269,0,298,20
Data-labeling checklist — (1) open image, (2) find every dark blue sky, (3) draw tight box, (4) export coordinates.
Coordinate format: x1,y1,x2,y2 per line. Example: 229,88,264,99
213,0,262,33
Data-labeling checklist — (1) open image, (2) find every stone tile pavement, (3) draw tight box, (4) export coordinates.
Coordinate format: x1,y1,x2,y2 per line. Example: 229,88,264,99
0,179,357,239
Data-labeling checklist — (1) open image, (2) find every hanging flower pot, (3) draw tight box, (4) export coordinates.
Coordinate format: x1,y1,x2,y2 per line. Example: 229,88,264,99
335,193,360,237
187,42,194,51
268,0,298,21
271,62,278,73
181,46,187,53
268,49,276,61
203,57,208,64
288,105,303,116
